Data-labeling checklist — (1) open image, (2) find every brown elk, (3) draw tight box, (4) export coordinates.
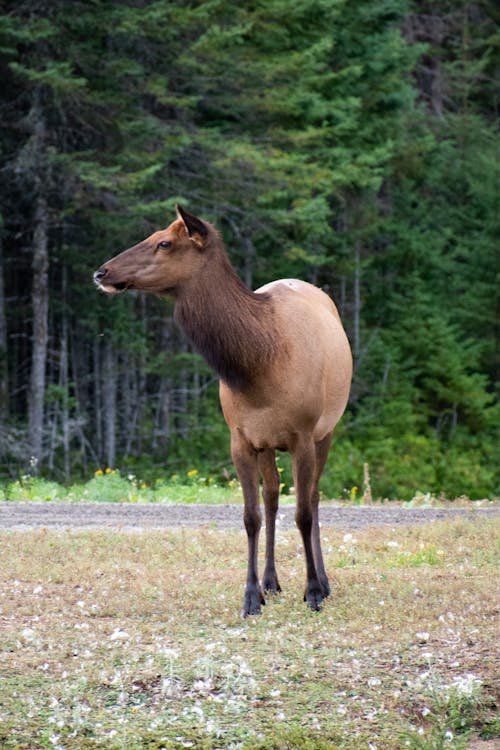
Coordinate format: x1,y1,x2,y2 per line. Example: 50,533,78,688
94,206,352,616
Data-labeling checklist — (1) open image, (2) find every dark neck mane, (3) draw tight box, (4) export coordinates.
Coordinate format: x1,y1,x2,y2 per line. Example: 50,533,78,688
174,243,276,390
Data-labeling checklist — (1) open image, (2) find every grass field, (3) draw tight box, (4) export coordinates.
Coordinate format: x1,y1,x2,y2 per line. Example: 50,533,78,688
0,517,498,749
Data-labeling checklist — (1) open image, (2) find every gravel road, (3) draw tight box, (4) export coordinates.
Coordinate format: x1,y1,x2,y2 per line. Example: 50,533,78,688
0,501,497,532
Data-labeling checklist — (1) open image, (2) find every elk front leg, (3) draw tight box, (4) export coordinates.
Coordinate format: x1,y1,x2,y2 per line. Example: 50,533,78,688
311,432,333,597
231,434,264,617
258,449,282,595
292,438,324,611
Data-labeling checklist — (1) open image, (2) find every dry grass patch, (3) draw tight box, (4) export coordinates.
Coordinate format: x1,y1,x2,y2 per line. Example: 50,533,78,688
0,518,498,749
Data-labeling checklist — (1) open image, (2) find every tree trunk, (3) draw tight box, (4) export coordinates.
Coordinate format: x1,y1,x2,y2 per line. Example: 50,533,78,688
243,235,255,290
339,274,347,320
28,192,50,470
122,362,134,457
70,325,89,475
0,236,8,421
93,339,103,460
353,243,361,363
102,339,117,469
60,266,70,478
155,380,171,448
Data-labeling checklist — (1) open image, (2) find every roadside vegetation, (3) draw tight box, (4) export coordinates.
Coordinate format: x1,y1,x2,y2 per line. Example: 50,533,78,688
1,467,497,505
0,469,243,505
0,518,498,749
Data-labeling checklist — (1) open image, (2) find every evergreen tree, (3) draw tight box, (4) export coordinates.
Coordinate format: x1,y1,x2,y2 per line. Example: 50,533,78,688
0,0,497,498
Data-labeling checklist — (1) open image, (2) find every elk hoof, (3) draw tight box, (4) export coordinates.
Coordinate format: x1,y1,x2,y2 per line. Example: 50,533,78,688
241,586,265,618
319,576,331,598
304,583,324,612
262,572,282,595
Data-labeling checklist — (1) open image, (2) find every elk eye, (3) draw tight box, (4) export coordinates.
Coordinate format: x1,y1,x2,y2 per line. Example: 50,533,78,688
157,240,172,250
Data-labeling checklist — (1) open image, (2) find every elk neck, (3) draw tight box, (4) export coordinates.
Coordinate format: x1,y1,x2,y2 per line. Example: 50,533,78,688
173,250,276,390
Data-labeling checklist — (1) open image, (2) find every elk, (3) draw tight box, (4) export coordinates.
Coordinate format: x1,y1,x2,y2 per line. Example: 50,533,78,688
94,206,352,616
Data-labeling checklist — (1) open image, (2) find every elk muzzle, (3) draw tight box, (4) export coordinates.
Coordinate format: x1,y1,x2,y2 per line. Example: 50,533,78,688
93,266,129,293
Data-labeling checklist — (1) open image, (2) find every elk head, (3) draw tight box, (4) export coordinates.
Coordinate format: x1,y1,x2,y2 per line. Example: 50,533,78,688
93,205,212,296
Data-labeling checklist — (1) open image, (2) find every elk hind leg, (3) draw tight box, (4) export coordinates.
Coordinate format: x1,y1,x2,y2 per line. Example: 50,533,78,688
311,432,333,597
293,439,324,611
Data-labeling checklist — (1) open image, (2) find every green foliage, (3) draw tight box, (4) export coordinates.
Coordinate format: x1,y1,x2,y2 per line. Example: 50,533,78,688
76,469,153,504
4,477,66,503
0,0,498,499
1,469,242,505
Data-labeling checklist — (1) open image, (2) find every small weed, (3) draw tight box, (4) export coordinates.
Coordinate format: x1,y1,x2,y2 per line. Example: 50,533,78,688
251,726,342,749
4,476,66,503
402,668,485,749
401,725,469,750
480,717,500,740
393,543,445,567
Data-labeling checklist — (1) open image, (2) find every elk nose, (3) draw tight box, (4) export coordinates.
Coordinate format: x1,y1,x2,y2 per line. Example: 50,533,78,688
93,267,107,283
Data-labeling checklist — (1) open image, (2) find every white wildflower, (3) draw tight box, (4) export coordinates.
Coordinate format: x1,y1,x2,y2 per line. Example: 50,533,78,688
109,628,130,641
451,673,482,696
192,678,214,694
161,677,178,697
343,533,357,544
416,631,430,642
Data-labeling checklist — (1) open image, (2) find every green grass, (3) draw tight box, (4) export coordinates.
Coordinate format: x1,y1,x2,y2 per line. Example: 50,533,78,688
0,518,498,749
0,469,245,504
1,469,496,506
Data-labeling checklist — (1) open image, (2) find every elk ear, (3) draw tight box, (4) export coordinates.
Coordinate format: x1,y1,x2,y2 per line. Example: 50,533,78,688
176,204,208,248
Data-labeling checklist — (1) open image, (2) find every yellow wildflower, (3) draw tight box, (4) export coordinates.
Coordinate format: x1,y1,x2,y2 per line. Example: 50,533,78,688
187,469,198,478
95,469,103,476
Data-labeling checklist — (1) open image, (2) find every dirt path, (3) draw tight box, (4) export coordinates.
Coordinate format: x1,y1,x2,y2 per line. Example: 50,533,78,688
0,501,497,532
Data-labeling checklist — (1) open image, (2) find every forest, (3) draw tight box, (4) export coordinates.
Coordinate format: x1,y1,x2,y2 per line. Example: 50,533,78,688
0,0,498,500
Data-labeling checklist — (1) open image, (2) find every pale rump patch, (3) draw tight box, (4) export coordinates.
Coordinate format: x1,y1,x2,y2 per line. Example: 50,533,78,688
257,278,303,294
